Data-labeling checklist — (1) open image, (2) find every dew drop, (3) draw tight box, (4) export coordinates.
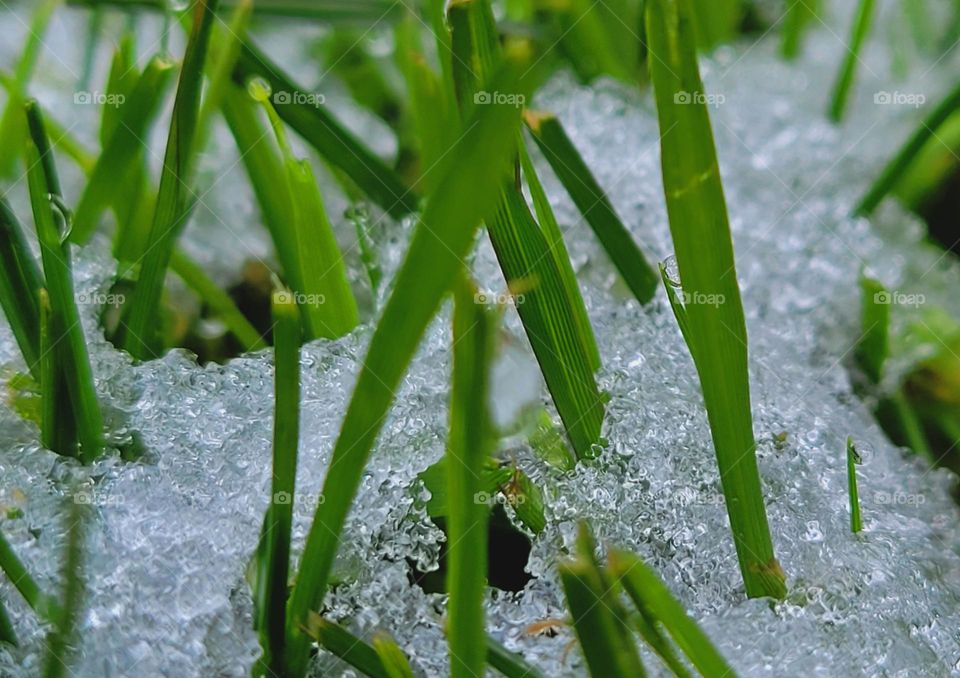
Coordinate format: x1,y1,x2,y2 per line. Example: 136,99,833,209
246,76,272,103
662,254,681,287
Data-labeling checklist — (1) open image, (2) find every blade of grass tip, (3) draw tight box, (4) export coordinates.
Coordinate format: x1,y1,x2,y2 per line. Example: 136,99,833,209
448,0,606,459
26,102,105,463
827,0,877,123
0,529,59,622
284,48,532,677
560,525,647,677
233,40,419,219
371,632,416,678
855,274,889,385
252,288,300,676
446,276,497,678
645,0,786,599
782,0,818,60
518,141,601,370
121,0,219,360
42,499,85,678
246,78,359,339
0,0,59,178
169,249,267,352
301,613,389,678
0,198,44,378
608,547,737,677
71,55,176,243
524,110,659,304
846,437,863,533
856,79,960,216
485,635,546,678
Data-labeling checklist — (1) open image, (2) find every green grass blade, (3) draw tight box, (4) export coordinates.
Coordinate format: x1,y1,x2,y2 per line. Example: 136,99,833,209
371,633,416,678
0,0,58,178
284,49,531,677
689,0,741,50
518,141,601,370
252,289,301,676
302,614,389,678
781,0,818,60
846,437,863,533
631,610,693,678
122,0,219,360
608,547,737,678
99,33,139,147
856,80,960,215
42,500,85,678
0,529,58,621
26,103,104,463
485,636,546,678
0,597,16,646
827,0,878,122
855,275,889,385
560,529,647,677
169,249,267,352
67,0,406,21
551,0,634,82
39,288,77,456
0,198,44,377
524,110,659,304
446,277,497,678
71,55,176,243
448,0,605,459
645,0,785,599
233,41,418,218
247,79,359,339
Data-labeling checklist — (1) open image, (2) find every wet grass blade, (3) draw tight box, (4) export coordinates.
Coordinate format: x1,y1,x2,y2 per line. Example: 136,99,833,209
855,274,889,385
302,614,389,678
608,547,737,677
0,597,15,646
524,110,659,304
781,0,818,60
284,50,531,677
67,0,406,22
0,0,58,178
234,41,418,219
122,0,219,360
0,198,44,378
856,80,960,215
252,289,301,676
42,500,85,678
485,636,546,678
0,529,58,621
846,437,863,533
371,633,416,678
26,103,104,463
645,0,785,599
247,79,359,339
169,250,267,352
449,0,605,459
71,55,176,243
519,142,600,370
559,525,646,677
827,0,877,122
446,277,497,678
